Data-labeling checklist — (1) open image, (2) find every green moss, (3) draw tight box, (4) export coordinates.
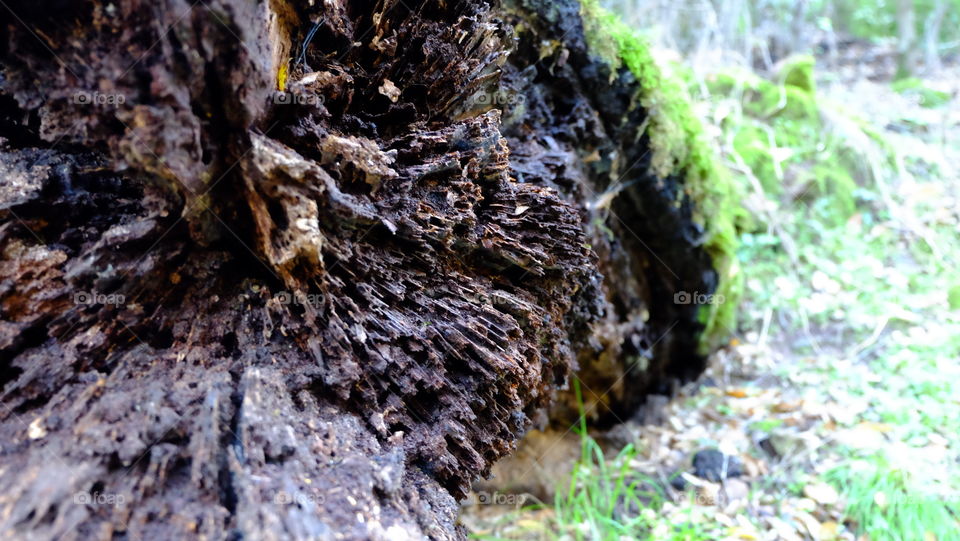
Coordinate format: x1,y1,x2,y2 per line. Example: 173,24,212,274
580,0,743,354
732,125,779,193
707,65,820,124
891,77,952,109
949,285,960,311
778,54,816,94
706,56,867,228
826,456,960,541
580,0,696,179
809,161,858,223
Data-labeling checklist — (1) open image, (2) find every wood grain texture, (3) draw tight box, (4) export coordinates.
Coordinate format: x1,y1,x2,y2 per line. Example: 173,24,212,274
0,1,718,538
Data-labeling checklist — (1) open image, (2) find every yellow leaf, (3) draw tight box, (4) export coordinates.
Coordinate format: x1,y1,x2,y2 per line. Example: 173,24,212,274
515,519,548,531
277,63,289,92
858,421,893,433
729,526,759,539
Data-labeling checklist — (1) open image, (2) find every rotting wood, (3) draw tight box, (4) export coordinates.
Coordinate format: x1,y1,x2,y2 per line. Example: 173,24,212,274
0,1,722,538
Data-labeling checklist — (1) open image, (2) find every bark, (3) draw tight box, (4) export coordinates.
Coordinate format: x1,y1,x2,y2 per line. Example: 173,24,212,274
0,0,720,539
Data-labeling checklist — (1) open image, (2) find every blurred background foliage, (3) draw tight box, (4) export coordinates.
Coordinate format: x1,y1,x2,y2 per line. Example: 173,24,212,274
604,0,960,74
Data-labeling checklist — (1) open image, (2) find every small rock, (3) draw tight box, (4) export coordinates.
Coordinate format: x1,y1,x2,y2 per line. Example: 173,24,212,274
669,472,688,491
27,418,46,440
758,437,779,458
692,449,744,481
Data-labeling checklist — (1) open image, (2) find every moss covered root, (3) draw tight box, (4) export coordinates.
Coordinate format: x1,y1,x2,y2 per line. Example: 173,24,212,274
580,0,743,353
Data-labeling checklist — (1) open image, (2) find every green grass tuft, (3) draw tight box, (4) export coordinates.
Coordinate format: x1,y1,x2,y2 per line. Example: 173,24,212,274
825,456,960,541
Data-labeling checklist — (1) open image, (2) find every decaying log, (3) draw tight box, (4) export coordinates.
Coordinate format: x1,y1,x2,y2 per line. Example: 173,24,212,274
0,0,723,539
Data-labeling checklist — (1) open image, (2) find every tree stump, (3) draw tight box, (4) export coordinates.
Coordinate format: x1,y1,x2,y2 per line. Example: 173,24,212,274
0,0,729,538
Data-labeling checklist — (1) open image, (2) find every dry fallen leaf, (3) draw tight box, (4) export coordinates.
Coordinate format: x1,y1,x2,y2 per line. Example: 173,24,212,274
794,510,823,539
696,482,720,506
858,421,894,433
742,455,768,477
716,513,735,527
723,478,750,502
766,516,805,541
774,400,804,413
515,519,549,532
729,523,760,540
803,482,840,506
820,521,840,539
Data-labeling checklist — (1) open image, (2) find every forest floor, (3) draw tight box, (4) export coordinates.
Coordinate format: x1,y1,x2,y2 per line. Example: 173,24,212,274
459,49,960,541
